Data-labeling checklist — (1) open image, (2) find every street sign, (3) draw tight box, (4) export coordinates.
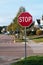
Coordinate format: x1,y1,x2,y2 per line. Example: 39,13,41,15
18,12,32,27
18,12,33,60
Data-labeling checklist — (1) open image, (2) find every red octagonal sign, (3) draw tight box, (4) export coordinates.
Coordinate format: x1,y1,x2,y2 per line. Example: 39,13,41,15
18,12,32,27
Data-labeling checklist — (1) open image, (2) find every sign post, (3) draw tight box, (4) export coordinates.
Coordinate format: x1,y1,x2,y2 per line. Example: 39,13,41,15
18,12,32,59
25,27,26,59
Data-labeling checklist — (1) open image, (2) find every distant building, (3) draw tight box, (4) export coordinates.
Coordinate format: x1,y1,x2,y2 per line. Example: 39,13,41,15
34,15,43,28
40,15,43,27
1,26,7,33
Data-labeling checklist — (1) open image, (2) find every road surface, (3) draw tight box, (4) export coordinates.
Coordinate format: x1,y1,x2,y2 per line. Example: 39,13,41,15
0,34,43,65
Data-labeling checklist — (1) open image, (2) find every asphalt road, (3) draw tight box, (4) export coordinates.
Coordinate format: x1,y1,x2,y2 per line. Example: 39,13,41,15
0,34,43,65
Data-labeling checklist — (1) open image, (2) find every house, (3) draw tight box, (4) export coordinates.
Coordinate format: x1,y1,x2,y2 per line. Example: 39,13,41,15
34,15,43,29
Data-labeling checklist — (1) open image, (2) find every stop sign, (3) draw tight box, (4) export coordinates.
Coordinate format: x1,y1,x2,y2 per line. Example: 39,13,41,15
18,12,32,27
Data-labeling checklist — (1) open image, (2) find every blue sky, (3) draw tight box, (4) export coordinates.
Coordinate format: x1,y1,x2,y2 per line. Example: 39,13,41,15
0,0,43,26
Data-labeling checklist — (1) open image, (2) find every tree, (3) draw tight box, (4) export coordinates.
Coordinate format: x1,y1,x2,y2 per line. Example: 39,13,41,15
17,7,26,16
7,23,13,31
0,26,2,33
7,6,26,31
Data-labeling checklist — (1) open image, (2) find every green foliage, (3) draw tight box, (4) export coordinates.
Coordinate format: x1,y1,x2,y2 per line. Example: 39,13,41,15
7,23,13,31
17,7,26,16
13,17,24,30
11,56,43,65
36,29,43,35
0,26,7,34
0,26,2,33
7,7,25,31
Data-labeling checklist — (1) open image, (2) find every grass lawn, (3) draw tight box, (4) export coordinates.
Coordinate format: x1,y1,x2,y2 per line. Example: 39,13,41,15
11,56,43,65
15,39,25,42
15,35,43,43
33,38,43,43
28,35,43,43
15,38,43,43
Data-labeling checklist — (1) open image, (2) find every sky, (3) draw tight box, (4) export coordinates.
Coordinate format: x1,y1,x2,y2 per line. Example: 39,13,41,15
0,0,43,26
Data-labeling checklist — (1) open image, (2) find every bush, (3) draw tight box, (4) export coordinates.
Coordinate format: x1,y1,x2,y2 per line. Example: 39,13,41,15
30,31,36,35
26,30,36,36
26,30,31,36
36,29,43,35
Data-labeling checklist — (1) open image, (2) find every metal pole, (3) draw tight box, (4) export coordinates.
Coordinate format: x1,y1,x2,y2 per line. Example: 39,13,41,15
25,27,27,59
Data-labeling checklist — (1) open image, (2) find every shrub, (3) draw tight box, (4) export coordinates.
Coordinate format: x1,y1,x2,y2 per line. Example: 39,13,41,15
26,30,31,36
36,29,43,35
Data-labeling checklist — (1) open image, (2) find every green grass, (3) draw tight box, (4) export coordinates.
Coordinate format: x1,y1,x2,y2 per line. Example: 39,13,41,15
28,35,43,43
15,39,25,42
33,38,43,42
11,56,43,65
